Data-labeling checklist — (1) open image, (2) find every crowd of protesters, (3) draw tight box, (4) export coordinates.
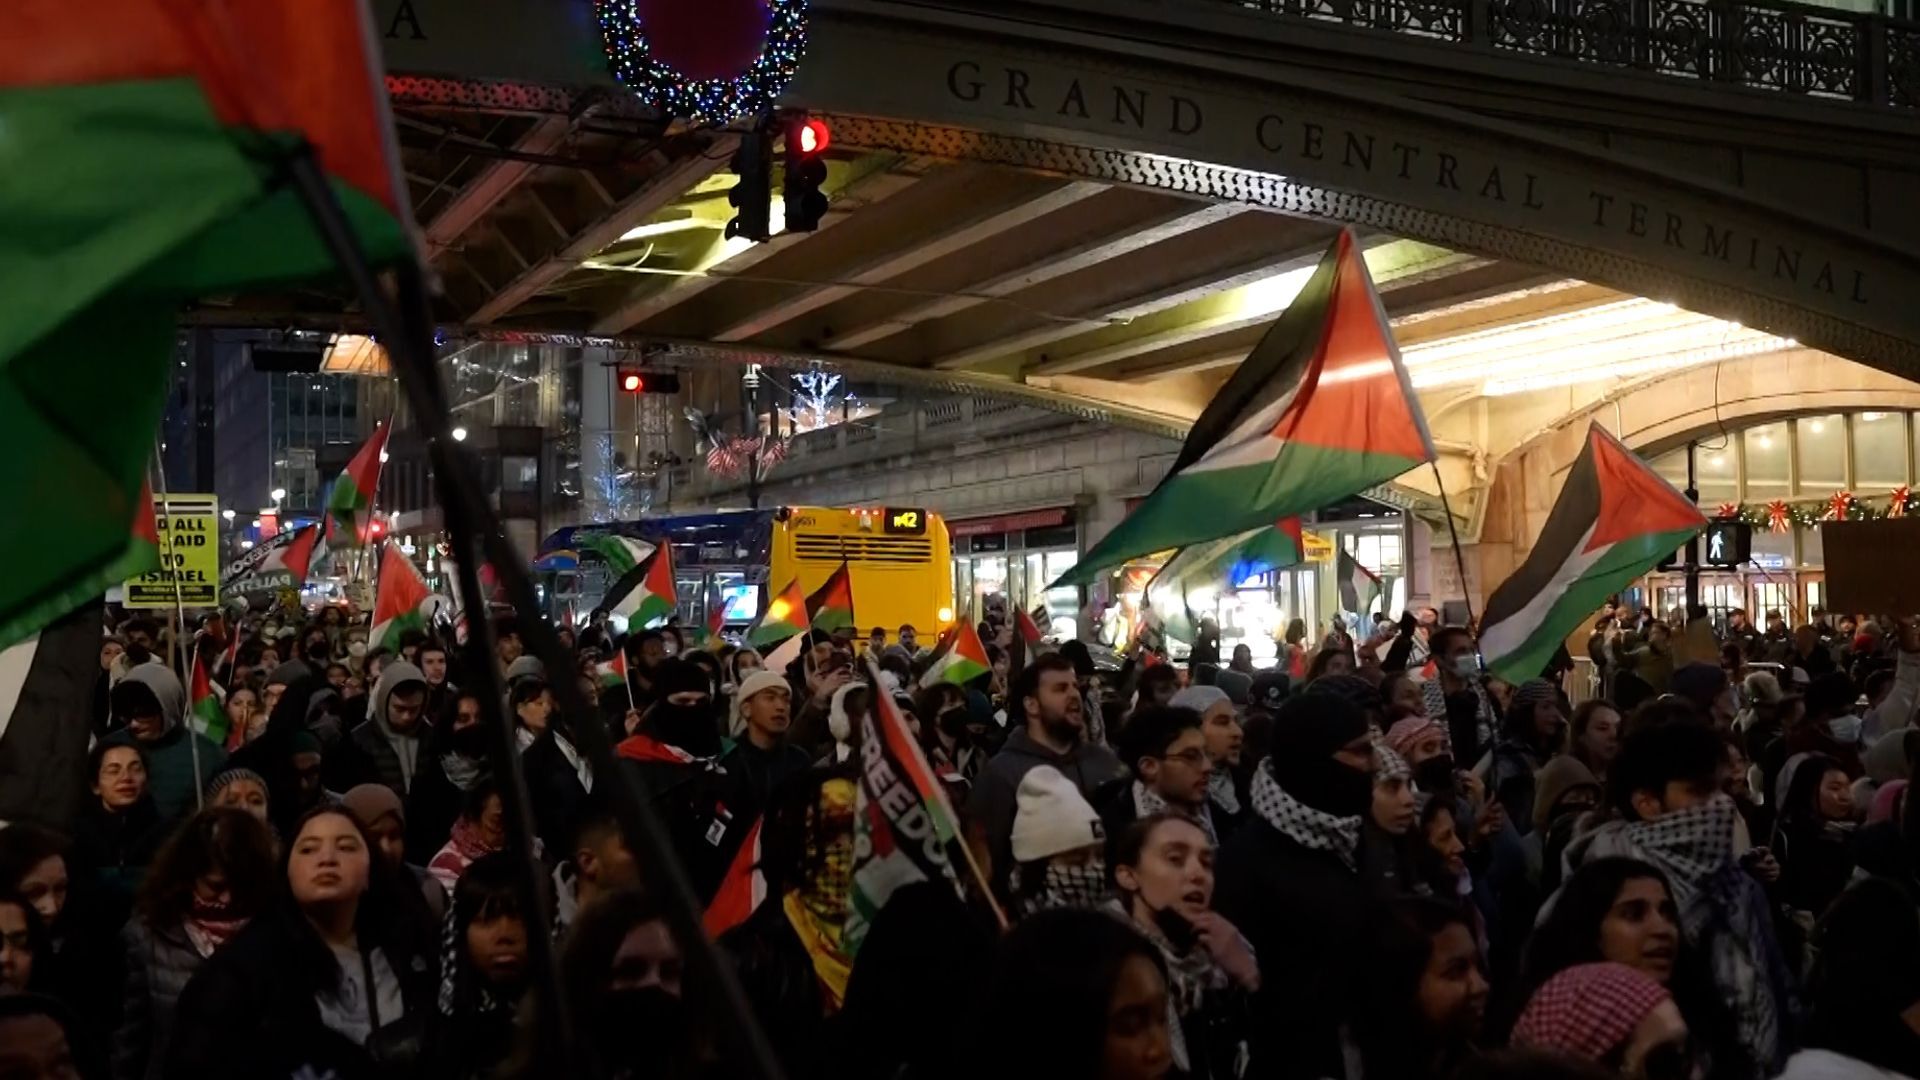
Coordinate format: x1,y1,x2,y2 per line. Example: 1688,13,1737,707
7,593,1920,1080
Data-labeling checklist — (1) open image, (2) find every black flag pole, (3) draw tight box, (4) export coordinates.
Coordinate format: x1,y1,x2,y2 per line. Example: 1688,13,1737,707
285,147,785,1080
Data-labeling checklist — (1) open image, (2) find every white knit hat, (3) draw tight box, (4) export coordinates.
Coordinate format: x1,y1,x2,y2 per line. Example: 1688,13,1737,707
733,670,793,735
1011,765,1106,863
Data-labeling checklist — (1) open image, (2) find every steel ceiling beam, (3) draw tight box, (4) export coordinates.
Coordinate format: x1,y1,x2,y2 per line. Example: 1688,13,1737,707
422,114,577,260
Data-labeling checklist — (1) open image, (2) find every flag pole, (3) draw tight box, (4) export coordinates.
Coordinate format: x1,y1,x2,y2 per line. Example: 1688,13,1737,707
284,147,784,1080
150,438,205,807
1427,461,1481,634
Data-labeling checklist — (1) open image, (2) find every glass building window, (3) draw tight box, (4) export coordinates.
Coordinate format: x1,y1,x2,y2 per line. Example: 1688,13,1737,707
501,455,539,493
1751,525,1794,569
1797,414,1846,494
1741,425,1789,500
1854,412,1907,492
1799,526,1824,569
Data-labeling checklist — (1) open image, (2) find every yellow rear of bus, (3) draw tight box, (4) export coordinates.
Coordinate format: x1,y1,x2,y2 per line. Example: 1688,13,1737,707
770,505,955,639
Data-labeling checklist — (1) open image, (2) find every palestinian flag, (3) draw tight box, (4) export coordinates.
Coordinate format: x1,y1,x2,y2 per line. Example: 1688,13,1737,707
188,652,228,746
704,583,727,643
0,0,410,651
325,422,389,548
1149,518,1304,642
1338,547,1383,614
805,562,855,634
599,543,676,628
747,578,810,649
260,524,320,590
370,542,430,653
1479,422,1706,683
1055,229,1433,587
846,657,965,956
703,818,767,938
578,533,653,578
595,650,628,689
1016,607,1046,646
920,619,990,689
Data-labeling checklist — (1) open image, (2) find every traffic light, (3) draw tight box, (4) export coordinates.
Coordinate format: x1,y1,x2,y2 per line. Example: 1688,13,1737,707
615,368,681,394
1702,520,1752,567
726,129,772,242
783,116,830,233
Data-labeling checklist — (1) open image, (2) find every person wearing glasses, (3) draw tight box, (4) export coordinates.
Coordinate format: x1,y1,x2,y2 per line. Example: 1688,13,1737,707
1099,706,1219,846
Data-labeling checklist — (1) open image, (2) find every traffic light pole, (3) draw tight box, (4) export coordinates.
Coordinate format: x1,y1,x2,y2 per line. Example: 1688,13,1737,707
745,366,763,510
1684,439,1701,617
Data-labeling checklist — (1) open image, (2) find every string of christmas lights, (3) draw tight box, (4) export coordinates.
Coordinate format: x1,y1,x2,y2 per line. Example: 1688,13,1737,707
594,0,810,124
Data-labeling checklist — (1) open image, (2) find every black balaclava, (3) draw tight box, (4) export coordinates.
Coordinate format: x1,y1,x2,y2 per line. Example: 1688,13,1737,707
1267,692,1374,817
646,658,721,757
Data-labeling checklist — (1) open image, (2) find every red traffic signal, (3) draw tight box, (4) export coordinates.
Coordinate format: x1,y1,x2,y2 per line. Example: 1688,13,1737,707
615,368,682,394
794,118,830,156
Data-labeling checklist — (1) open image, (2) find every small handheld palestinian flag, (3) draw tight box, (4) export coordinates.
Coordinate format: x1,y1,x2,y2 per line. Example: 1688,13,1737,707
1479,423,1706,684
1337,547,1383,615
598,543,676,629
703,818,767,938
804,562,855,635
188,652,228,747
920,619,991,689
325,423,389,549
1016,607,1046,646
370,542,430,653
747,578,810,649
1055,229,1433,587
595,650,629,689
704,584,727,645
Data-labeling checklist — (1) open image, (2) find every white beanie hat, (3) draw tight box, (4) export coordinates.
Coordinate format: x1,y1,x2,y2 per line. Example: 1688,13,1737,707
1011,765,1106,863
1169,685,1231,714
733,670,793,735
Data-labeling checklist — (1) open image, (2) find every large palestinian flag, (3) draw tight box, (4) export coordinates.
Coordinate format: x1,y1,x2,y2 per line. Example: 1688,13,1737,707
370,542,431,653
0,0,411,651
325,423,389,548
846,657,966,957
1479,423,1706,683
1055,229,1433,586
804,562,855,634
598,543,676,628
1149,518,1304,643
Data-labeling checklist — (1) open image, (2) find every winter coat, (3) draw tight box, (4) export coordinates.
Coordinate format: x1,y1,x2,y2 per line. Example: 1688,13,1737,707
68,796,166,927
1212,817,1379,1079
965,728,1129,894
334,662,432,797
720,738,815,826
104,665,227,822
166,908,431,1079
616,735,738,901
521,728,591,855
113,919,209,1080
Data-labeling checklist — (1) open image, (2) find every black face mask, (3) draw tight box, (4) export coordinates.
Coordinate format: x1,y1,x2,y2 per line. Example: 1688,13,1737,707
650,701,720,757
593,987,691,1072
1412,755,1458,795
448,724,489,760
937,706,971,741
1283,758,1376,818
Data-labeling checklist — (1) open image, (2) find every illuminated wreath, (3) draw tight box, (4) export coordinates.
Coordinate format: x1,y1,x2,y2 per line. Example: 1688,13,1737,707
594,0,809,125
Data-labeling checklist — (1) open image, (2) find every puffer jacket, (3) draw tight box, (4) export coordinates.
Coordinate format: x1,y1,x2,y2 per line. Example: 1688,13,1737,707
113,919,210,1080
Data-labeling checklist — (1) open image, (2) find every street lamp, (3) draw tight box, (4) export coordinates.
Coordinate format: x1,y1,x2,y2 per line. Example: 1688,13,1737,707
451,426,468,442
271,487,286,503
379,449,390,463
221,509,235,521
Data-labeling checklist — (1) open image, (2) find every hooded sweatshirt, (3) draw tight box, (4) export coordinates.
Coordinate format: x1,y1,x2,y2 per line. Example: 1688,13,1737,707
106,665,227,821
346,660,430,797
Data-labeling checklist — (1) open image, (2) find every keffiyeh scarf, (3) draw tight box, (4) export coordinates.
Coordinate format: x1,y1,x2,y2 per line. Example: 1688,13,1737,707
1010,857,1110,921
1207,769,1241,817
1133,781,1217,844
182,897,247,958
1249,760,1363,871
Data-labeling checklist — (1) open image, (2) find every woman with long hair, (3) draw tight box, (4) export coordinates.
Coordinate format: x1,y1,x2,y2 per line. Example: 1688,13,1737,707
1504,857,1746,1077
1772,753,1858,929
68,743,164,921
405,689,489,864
1282,618,1309,682
1109,814,1258,1080
426,851,538,1079
166,806,431,1077
113,806,277,1080
512,676,592,854
1349,897,1489,1080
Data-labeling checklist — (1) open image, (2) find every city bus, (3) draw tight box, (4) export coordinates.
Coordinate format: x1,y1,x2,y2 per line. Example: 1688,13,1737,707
534,505,955,638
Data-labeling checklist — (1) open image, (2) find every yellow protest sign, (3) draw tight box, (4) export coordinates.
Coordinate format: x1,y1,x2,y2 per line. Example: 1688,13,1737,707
124,494,221,609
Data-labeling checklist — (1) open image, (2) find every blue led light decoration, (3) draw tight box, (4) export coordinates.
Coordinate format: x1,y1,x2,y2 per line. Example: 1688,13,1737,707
594,0,809,125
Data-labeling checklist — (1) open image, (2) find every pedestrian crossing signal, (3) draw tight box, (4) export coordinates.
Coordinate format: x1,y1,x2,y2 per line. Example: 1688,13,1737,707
1703,520,1751,567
